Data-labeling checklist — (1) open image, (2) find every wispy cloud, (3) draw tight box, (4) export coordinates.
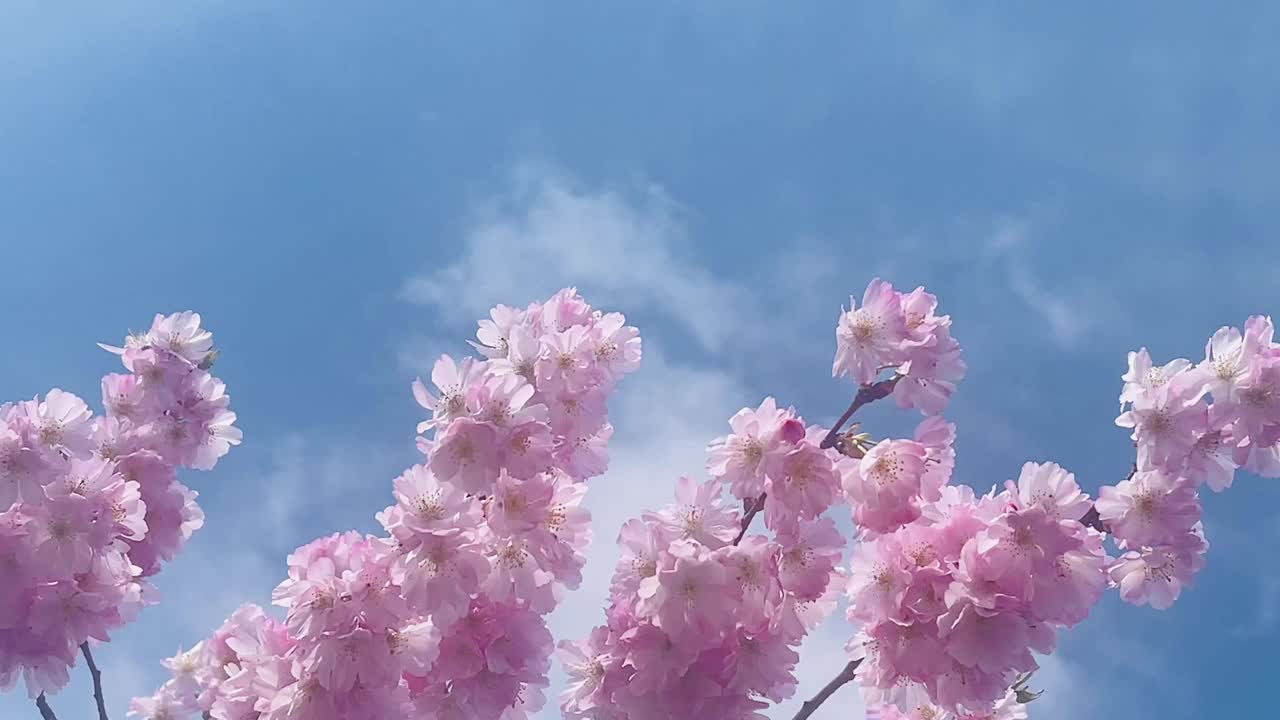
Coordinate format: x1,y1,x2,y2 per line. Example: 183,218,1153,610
402,164,752,354
983,216,1095,350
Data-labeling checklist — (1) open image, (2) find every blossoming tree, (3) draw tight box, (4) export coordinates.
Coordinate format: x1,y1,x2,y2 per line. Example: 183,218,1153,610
7,281,1275,720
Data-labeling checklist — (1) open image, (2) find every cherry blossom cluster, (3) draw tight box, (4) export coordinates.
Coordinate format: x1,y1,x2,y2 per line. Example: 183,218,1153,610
560,403,848,720
1,312,239,699
1099,315,1280,609
834,279,966,415
559,279,980,720
846,461,1106,717
131,289,641,720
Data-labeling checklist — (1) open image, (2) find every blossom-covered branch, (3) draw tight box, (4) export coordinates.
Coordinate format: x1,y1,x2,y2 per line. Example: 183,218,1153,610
559,280,969,719
130,290,642,720
562,278,1278,720
1,312,239,711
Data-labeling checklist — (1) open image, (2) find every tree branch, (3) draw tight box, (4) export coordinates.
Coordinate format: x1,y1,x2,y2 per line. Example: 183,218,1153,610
81,643,109,720
819,376,901,450
35,693,58,720
791,659,861,720
732,493,766,545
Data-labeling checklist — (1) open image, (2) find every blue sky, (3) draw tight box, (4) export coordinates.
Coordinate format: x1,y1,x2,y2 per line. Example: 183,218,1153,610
2,2,1279,718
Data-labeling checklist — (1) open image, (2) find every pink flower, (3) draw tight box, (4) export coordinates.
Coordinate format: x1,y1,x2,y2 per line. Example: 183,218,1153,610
28,389,94,457
1116,367,1207,472
640,540,730,637
765,440,840,531
776,517,844,601
1183,403,1238,491
428,418,501,493
1007,461,1090,524
404,537,488,623
128,686,195,719
834,278,908,384
1095,469,1202,547
390,619,442,676
718,535,778,628
0,423,50,507
483,537,557,612
589,312,643,389
555,423,613,481
28,494,96,573
488,324,541,384
611,519,664,607
1109,526,1208,610
379,464,478,536
500,420,556,479
474,304,525,359
1028,529,1108,626
844,439,930,534
558,627,619,716
412,355,484,431
146,311,215,366
847,536,912,624
1230,352,1280,446
643,476,739,549
914,417,956,501
1120,349,1192,405
706,397,788,500
725,627,799,702
895,329,966,416
938,602,1039,677
538,325,594,393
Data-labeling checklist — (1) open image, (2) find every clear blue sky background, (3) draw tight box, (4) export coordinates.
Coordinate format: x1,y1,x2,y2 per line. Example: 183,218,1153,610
2,3,1278,718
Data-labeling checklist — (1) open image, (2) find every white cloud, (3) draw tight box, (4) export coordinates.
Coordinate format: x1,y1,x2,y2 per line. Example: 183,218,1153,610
401,164,753,354
983,216,1094,350
250,434,412,550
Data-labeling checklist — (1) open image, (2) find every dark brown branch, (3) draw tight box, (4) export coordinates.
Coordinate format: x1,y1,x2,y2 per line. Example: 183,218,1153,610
732,493,766,545
81,643,109,720
36,693,58,720
791,659,862,720
819,376,901,450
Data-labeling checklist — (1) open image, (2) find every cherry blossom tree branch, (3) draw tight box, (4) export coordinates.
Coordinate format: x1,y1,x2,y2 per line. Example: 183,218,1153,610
790,659,862,720
733,493,767,545
735,378,902,547
35,693,58,720
819,376,901,450
80,643,109,720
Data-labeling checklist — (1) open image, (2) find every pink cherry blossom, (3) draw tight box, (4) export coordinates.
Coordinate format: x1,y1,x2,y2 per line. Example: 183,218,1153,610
643,476,739,549
834,278,909,384
1109,526,1208,609
1095,469,1202,547
1007,461,1090,524
706,397,788,499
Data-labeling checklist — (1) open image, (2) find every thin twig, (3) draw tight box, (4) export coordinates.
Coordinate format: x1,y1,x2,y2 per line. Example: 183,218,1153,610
791,659,862,720
732,493,767,545
36,693,58,720
819,376,901,450
81,643,109,720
